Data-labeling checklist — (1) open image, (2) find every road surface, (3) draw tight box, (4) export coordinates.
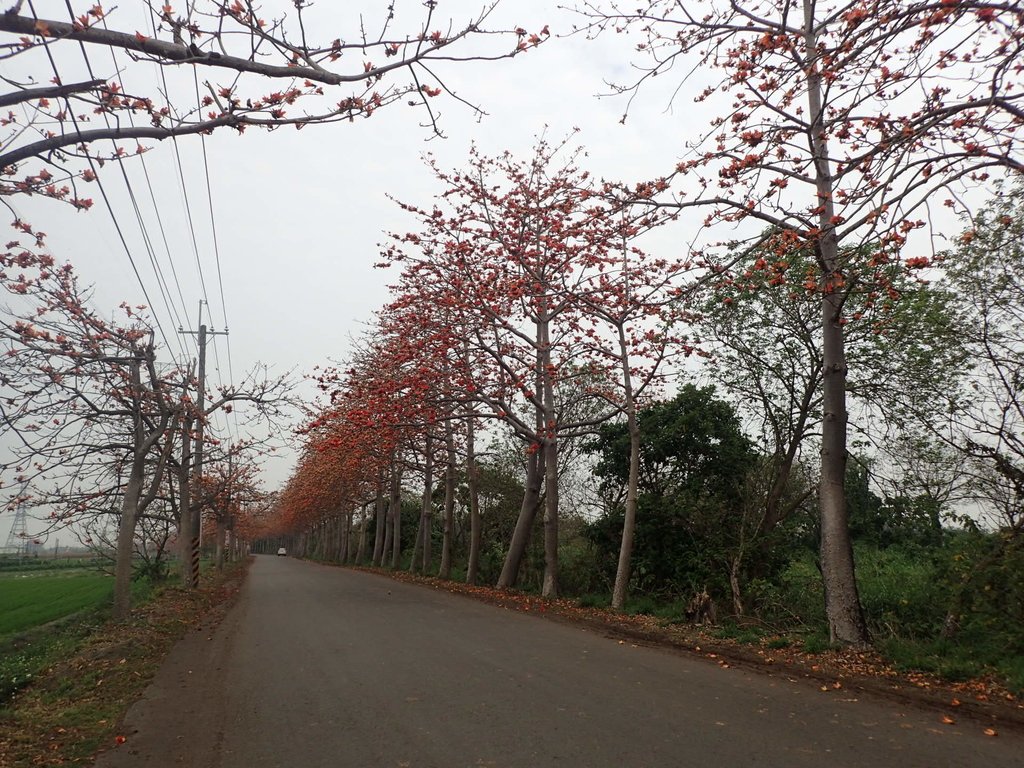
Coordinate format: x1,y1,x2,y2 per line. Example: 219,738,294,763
95,555,1023,767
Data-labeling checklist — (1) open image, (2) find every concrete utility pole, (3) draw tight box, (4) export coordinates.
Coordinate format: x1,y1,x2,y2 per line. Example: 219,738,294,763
178,301,228,588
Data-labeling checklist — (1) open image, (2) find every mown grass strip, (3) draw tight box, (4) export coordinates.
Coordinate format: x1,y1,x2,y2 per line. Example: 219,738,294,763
0,575,114,636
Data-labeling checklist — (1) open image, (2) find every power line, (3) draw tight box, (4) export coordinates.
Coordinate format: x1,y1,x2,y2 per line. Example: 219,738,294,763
190,34,237,443
28,0,176,355
98,10,195,340
58,0,190,366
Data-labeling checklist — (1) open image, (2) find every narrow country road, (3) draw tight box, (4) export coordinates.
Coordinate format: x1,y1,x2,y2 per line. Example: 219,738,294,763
95,556,1022,768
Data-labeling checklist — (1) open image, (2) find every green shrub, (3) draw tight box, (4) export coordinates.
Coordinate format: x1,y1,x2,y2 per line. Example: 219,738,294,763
625,595,659,616
652,600,688,622
853,545,945,639
713,621,766,644
801,630,831,654
577,593,610,609
774,555,824,627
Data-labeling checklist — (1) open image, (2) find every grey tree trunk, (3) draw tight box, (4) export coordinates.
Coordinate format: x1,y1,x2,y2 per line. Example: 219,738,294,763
465,416,482,585
729,555,745,617
215,519,226,571
341,512,351,564
421,437,434,573
611,325,640,611
381,507,393,569
389,462,403,569
411,436,432,573
540,315,559,599
113,355,170,619
496,448,544,589
439,420,456,579
409,511,424,573
177,414,194,587
113,468,143,620
372,470,387,566
803,0,869,646
356,504,368,564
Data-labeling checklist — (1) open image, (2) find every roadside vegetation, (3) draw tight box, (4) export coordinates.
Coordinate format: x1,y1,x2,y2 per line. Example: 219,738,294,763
0,560,246,768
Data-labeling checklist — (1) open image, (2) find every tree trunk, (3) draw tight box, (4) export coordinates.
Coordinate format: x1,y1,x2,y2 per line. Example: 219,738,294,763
497,448,545,588
390,461,402,569
611,324,640,611
439,420,456,580
466,415,482,585
356,504,368,564
422,436,434,573
341,512,352,563
411,437,432,573
729,555,745,617
539,314,559,599
804,0,869,646
113,358,150,620
381,505,393,568
177,414,195,587
215,518,227,571
409,510,424,574
373,470,387,566
113,470,143,620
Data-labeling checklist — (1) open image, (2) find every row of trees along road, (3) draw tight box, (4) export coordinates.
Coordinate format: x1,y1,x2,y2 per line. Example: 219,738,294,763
0,1,540,617
1,0,1021,663
271,0,1024,657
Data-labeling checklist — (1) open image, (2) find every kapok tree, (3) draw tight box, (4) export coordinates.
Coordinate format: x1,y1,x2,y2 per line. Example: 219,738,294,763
195,441,266,569
0,0,547,204
696,242,963,613
293,329,425,567
371,298,475,578
0,230,179,618
282,387,389,563
385,138,663,597
569,225,695,610
380,138,684,598
577,0,1024,645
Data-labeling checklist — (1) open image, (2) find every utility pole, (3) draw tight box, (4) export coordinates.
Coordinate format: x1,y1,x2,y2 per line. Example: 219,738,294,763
178,301,228,588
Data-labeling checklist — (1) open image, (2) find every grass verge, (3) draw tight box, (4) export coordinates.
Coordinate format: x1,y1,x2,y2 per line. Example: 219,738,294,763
0,560,247,768
0,574,114,636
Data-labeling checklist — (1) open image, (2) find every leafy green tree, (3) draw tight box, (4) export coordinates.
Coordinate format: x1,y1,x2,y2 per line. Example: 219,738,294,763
939,185,1024,639
584,385,754,598
698,247,964,538
943,185,1024,535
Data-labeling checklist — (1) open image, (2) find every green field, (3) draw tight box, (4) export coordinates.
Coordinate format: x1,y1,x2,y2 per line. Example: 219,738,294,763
0,573,114,636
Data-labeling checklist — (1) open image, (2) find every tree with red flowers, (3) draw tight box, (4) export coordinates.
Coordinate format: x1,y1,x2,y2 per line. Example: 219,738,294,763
383,138,686,597
0,228,179,617
570,232,695,609
576,0,1024,644
0,0,547,207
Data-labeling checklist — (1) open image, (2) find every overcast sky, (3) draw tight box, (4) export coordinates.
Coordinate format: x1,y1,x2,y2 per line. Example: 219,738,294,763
3,0,711,543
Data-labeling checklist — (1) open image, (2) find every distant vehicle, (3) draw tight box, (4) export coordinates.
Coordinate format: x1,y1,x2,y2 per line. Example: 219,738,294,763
277,547,287,557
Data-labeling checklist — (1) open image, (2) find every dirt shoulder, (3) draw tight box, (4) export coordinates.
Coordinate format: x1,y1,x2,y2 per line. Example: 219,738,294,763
363,566,1024,735
0,561,248,768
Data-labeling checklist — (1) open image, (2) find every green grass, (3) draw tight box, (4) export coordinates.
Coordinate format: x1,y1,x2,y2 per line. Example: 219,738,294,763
0,573,113,636
0,621,97,705
713,622,768,644
577,593,610,609
881,636,1024,695
0,561,249,765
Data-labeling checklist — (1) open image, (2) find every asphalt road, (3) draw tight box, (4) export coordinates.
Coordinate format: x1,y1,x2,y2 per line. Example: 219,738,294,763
94,556,1023,767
